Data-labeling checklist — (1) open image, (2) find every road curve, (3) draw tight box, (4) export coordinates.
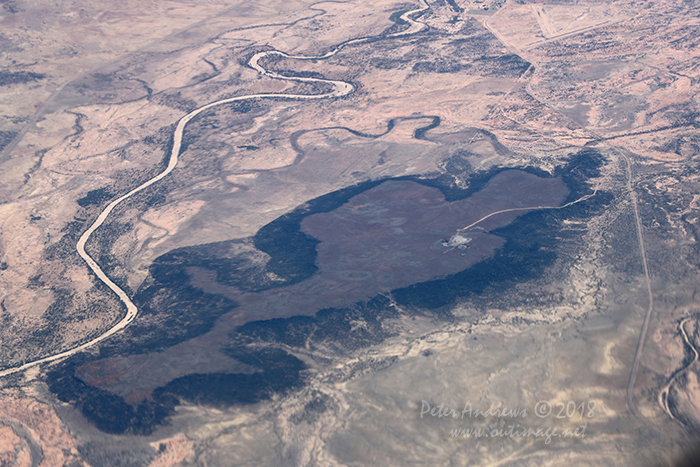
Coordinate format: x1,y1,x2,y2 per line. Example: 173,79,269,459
0,1,429,378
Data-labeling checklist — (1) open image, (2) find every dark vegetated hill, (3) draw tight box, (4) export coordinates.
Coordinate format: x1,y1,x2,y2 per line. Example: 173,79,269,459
46,354,178,435
231,149,610,343
46,148,609,435
46,347,304,435
0,130,18,152
233,295,399,352
99,283,238,357
0,70,45,86
77,187,114,208
392,149,610,310
157,348,306,407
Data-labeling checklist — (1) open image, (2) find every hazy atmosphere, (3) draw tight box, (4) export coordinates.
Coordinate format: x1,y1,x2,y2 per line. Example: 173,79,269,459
1,0,700,465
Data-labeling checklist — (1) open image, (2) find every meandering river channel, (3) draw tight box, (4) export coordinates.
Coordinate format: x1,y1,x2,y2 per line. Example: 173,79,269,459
0,1,430,378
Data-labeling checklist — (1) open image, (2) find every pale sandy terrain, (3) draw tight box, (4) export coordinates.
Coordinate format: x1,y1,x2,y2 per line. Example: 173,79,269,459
0,388,84,467
0,0,699,465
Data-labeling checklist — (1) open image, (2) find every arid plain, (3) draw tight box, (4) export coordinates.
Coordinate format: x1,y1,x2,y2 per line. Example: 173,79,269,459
1,0,700,465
